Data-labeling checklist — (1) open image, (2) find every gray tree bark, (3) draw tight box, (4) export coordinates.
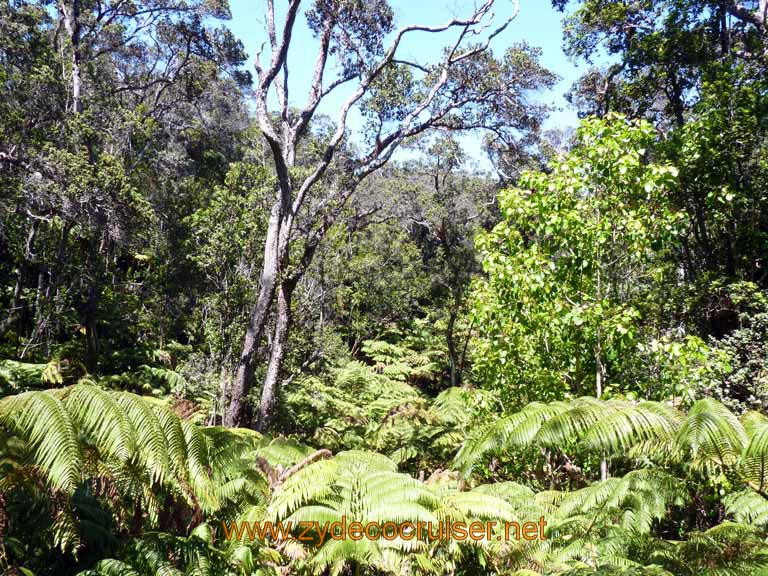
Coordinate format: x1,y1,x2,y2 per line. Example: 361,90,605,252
226,0,520,428
255,279,294,432
57,0,83,113
226,200,284,426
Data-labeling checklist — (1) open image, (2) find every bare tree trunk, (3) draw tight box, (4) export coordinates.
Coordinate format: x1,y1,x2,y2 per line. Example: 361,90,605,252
446,306,460,388
250,222,326,431
727,0,767,31
596,325,609,481
596,203,608,482
58,0,83,113
213,362,230,426
84,282,99,371
255,279,294,432
1,264,24,337
226,202,283,426
21,268,47,359
70,46,83,113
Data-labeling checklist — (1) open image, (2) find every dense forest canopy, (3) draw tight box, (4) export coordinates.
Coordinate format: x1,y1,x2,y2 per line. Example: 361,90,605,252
1,0,768,574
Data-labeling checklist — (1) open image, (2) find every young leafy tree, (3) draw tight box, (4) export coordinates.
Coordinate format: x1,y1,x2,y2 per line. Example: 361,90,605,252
550,3,768,415
471,115,685,406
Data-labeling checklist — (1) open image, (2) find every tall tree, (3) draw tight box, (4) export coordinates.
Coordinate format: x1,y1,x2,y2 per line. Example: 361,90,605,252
225,0,561,429
554,0,767,125
0,0,247,368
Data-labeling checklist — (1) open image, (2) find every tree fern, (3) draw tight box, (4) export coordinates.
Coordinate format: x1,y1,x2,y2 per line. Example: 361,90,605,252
454,401,569,476
675,398,747,471
455,398,681,477
267,450,439,574
78,531,236,576
740,411,768,492
0,390,82,492
6,386,768,575
63,383,136,463
0,383,271,561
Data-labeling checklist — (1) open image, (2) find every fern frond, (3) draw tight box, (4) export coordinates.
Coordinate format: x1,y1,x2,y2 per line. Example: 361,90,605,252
454,401,570,475
63,383,136,462
115,393,171,484
86,559,141,576
740,411,768,491
724,490,768,526
676,398,746,469
268,458,339,520
0,390,82,492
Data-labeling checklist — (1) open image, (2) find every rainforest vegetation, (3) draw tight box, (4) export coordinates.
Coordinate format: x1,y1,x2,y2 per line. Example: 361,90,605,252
1,0,768,574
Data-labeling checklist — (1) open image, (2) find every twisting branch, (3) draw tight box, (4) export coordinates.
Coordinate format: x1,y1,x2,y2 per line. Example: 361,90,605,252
260,0,302,91
229,0,523,427
290,1,518,217
293,18,335,143
727,2,767,29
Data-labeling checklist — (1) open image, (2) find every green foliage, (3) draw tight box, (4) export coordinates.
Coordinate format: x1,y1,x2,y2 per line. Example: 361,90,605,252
184,162,273,362
454,396,768,574
5,382,768,575
471,115,685,405
268,450,435,573
281,354,490,473
78,529,265,576
695,283,768,414
0,383,271,570
316,223,431,348
3,1,768,574
0,359,70,393
555,0,767,128
632,335,727,406
360,333,443,383
667,67,768,282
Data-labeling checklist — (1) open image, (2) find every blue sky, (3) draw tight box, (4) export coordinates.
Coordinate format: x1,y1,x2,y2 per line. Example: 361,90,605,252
224,0,586,164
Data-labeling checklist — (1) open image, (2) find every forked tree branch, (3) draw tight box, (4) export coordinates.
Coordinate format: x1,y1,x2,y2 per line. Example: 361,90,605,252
288,0,519,218
727,1,767,28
